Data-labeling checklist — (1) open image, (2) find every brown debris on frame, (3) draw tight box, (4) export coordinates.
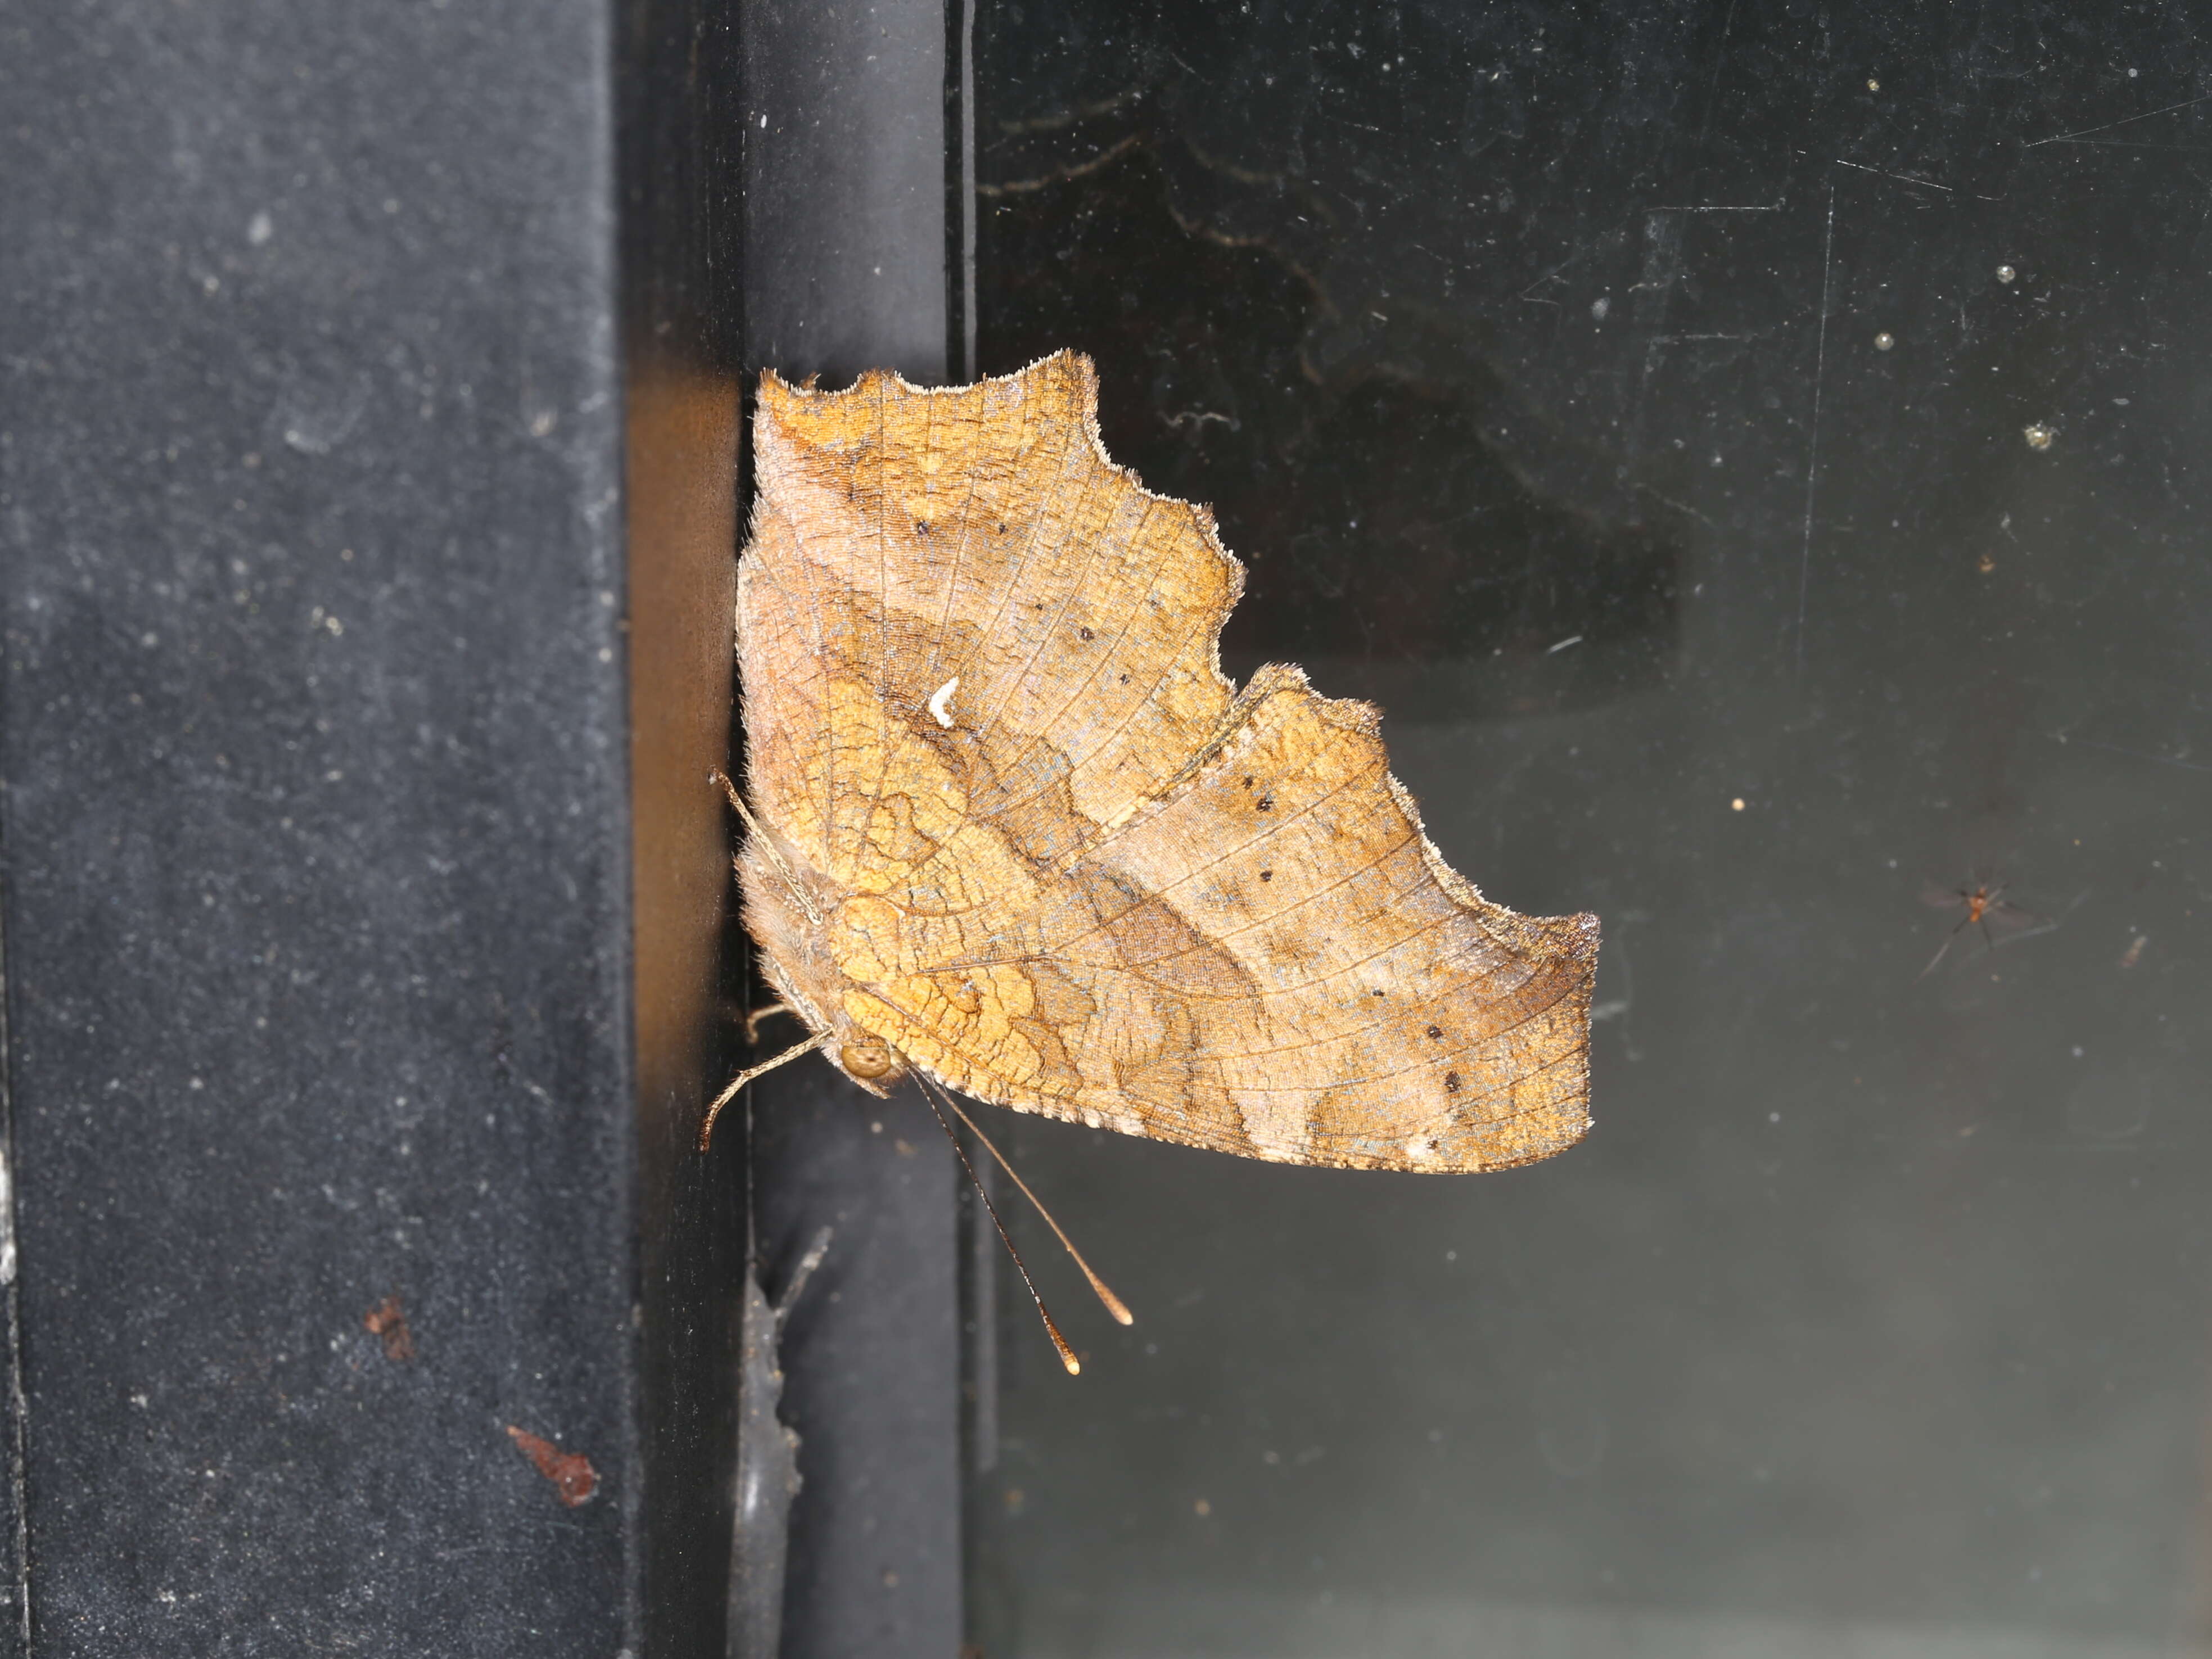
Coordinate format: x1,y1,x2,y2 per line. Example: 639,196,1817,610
505,1426,598,1508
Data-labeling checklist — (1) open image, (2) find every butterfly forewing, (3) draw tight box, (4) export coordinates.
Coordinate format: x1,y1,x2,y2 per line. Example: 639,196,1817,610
737,352,1600,1172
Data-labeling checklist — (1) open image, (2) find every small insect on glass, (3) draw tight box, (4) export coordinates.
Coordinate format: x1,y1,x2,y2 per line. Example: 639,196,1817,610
1919,876,2040,978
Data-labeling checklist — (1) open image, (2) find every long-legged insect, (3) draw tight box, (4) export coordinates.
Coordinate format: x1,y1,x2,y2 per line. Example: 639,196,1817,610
1918,876,2039,978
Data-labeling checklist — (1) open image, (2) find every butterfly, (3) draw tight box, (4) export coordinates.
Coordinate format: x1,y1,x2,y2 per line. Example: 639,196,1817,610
708,352,1600,1359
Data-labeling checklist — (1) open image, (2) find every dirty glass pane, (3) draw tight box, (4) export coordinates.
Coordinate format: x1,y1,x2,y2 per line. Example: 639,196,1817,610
959,4,2212,1655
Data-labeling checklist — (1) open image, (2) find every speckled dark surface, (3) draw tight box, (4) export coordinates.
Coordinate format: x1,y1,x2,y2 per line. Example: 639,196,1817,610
2,0,964,1650
0,0,636,1651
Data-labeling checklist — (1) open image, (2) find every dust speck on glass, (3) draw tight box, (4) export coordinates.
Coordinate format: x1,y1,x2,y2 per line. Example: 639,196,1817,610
955,3,2212,1656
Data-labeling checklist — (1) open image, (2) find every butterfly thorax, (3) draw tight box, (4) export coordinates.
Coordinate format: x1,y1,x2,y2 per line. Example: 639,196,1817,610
738,840,908,1095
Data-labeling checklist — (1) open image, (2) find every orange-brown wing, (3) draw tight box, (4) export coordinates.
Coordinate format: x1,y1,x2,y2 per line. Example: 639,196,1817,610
737,352,1242,903
739,352,1596,1172
846,668,1597,1172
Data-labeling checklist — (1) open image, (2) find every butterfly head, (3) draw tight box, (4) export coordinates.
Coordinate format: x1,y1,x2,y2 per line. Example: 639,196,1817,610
835,1037,899,1084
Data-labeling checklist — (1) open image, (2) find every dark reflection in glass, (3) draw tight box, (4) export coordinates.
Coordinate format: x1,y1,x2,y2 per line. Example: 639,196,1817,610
961,3,2212,1657
979,111,1682,720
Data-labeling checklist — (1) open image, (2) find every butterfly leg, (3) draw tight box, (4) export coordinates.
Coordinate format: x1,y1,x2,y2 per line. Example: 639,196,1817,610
711,769,821,927
744,1001,794,1045
698,1032,829,1152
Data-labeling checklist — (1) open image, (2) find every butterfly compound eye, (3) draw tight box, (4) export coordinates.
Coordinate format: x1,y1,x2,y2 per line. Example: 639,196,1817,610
839,1039,893,1079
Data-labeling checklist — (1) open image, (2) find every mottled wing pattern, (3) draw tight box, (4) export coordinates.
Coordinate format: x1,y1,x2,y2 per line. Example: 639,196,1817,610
738,351,1597,1171
741,355,1242,904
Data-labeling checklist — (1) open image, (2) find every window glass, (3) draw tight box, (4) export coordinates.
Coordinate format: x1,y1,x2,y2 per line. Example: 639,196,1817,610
962,5,2212,1653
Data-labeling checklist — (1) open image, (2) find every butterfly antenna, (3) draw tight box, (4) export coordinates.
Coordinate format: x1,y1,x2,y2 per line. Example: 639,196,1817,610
919,1074,1132,1326
913,1077,1083,1376
699,1032,828,1152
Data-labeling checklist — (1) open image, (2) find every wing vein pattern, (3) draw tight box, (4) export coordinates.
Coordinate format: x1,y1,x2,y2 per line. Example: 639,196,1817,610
737,351,1599,1172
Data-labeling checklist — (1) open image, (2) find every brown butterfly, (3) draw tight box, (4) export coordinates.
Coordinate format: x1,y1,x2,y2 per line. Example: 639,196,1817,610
709,352,1599,1363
